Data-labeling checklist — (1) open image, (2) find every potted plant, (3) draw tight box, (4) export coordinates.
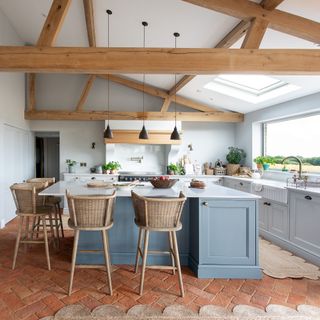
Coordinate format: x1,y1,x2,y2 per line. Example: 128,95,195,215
253,156,275,170
167,163,178,175
253,156,264,170
103,161,121,174
66,159,77,173
226,147,246,175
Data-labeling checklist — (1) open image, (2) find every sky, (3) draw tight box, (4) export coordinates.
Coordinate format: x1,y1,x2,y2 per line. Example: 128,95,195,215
265,114,320,158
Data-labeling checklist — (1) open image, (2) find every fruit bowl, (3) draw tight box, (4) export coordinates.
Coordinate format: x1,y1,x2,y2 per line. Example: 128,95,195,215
150,178,178,189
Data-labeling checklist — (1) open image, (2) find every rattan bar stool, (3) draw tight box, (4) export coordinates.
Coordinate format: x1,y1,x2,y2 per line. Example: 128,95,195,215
27,177,64,241
131,191,187,297
66,191,116,296
10,182,56,270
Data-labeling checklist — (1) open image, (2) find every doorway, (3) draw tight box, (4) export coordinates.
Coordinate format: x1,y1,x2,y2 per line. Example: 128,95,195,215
35,132,60,181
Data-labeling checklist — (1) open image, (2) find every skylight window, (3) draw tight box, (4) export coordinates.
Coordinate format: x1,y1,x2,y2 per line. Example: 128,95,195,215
204,75,300,104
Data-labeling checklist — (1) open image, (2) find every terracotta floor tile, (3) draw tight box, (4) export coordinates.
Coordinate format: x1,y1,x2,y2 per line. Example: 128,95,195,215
0,218,319,319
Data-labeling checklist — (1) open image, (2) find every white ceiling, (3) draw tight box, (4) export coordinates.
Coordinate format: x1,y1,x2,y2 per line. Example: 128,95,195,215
0,0,319,114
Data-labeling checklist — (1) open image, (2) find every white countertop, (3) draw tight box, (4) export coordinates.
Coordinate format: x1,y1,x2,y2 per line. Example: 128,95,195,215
40,180,260,200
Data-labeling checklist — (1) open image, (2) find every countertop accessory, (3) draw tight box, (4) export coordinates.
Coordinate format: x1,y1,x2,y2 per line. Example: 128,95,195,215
87,181,113,188
190,180,206,189
214,167,226,175
139,21,149,140
104,9,113,139
170,32,181,141
150,179,178,189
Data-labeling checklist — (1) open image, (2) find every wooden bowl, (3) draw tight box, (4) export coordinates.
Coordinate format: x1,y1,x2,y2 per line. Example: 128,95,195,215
150,179,178,189
190,180,206,189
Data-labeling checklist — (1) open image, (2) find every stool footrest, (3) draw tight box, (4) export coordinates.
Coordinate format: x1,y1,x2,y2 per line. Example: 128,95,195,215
76,264,107,269
147,265,176,270
78,249,104,253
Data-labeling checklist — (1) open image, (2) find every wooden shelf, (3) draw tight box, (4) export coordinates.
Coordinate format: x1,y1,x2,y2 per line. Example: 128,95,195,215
104,130,182,145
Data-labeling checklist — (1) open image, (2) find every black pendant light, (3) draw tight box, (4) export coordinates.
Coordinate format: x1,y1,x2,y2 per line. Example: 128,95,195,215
139,21,149,140
104,9,113,139
171,32,181,140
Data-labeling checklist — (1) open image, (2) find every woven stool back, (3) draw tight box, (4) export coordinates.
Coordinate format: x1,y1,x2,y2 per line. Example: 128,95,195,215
131,191,186,229
27,177,56,186
10,182,48,214
66,191,116,228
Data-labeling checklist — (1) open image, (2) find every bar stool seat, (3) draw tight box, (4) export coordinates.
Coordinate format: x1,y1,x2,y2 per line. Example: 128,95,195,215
131,191,187,297
27,178,64,242
10,182,56,270
66,191,116,296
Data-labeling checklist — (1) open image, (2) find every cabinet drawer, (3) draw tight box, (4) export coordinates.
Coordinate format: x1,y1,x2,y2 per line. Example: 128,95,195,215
199,200,256,265
252,184,287,204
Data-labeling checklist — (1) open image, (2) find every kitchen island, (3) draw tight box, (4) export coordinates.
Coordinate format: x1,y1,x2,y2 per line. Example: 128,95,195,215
40,181,261,279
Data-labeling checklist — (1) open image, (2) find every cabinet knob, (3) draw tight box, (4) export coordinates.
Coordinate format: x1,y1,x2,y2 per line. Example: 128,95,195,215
240,182,243,186
263,202,271,206
202,202,208,207
305,195,312,200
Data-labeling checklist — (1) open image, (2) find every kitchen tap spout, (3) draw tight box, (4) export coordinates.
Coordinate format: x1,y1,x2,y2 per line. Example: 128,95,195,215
281,156,302,179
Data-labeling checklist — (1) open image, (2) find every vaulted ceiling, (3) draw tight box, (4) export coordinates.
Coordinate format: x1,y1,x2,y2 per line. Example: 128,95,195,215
0,0,319,118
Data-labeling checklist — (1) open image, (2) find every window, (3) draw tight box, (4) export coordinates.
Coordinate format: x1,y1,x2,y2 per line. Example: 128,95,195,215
204,75,300,104
264,114,320,173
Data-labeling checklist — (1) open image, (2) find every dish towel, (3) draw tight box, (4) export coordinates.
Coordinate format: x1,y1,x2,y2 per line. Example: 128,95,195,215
253,184,263,192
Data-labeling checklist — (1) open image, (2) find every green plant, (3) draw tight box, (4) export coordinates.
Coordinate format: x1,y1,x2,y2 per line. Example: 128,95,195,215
66,159,77,166
103,161,121,171
254,156,276,165
226,147,246,164
167,163,185,175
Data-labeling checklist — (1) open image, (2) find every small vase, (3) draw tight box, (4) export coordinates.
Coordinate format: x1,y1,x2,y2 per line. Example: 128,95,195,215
68,165,75,173
256,163,263,170
262,163,270,170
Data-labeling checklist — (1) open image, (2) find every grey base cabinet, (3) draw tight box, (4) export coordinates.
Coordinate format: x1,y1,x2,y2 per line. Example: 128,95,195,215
258,198,288,240
189,198,261,279
289,191,320,256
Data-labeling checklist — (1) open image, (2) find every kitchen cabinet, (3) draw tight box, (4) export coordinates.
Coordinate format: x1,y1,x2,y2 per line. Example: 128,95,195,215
188,198,260,278
258,199,288,239
289,191,320,256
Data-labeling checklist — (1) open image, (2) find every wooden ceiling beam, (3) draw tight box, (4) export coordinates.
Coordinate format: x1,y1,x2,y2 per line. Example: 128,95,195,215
99,74,168,99
160,97,172,113
168,20,251,96
76,75,96,111
2,47,320,74
98,74,226,112
83,0,96,47
28,0,71,112
25,110,244,122
241,18,269,49
260,0,284,10
182,0,320,44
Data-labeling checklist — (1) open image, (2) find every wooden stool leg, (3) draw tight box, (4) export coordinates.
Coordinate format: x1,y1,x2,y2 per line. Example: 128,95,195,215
68,229,79,295
53,208,60,248
134,228,144,273
57,203,64,238
36,216,41,238
48,213,56,251
168,231,176,275
24,217,30,252
102,230,113,295
31,217,37,240
139,230,149,296
172,231,184,297
12,216,24,270
42,216,51,271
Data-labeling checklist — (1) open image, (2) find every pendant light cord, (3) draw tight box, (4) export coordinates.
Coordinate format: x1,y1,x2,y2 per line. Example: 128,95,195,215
107,10,111,125
142,22,147,126
174,33,179,127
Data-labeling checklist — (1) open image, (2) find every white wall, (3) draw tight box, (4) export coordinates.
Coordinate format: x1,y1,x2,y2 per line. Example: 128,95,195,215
30,121,105,177
0,9,34,226
236,92,320,166
178,122,236,168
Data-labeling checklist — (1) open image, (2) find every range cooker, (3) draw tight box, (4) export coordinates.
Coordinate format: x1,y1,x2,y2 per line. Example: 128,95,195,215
118,174,158,182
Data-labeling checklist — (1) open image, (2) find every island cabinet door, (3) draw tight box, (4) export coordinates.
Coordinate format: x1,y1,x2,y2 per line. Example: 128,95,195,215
199,199,256,265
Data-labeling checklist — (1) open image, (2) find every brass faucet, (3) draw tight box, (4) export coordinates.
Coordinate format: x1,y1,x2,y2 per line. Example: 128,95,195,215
281,156,303,179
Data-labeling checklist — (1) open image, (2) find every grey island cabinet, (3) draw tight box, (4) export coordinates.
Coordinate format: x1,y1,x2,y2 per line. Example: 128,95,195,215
40,181,261,279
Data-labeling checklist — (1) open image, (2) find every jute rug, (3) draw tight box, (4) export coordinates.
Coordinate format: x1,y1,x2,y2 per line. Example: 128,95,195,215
39,303,320,320
259,238,320,280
